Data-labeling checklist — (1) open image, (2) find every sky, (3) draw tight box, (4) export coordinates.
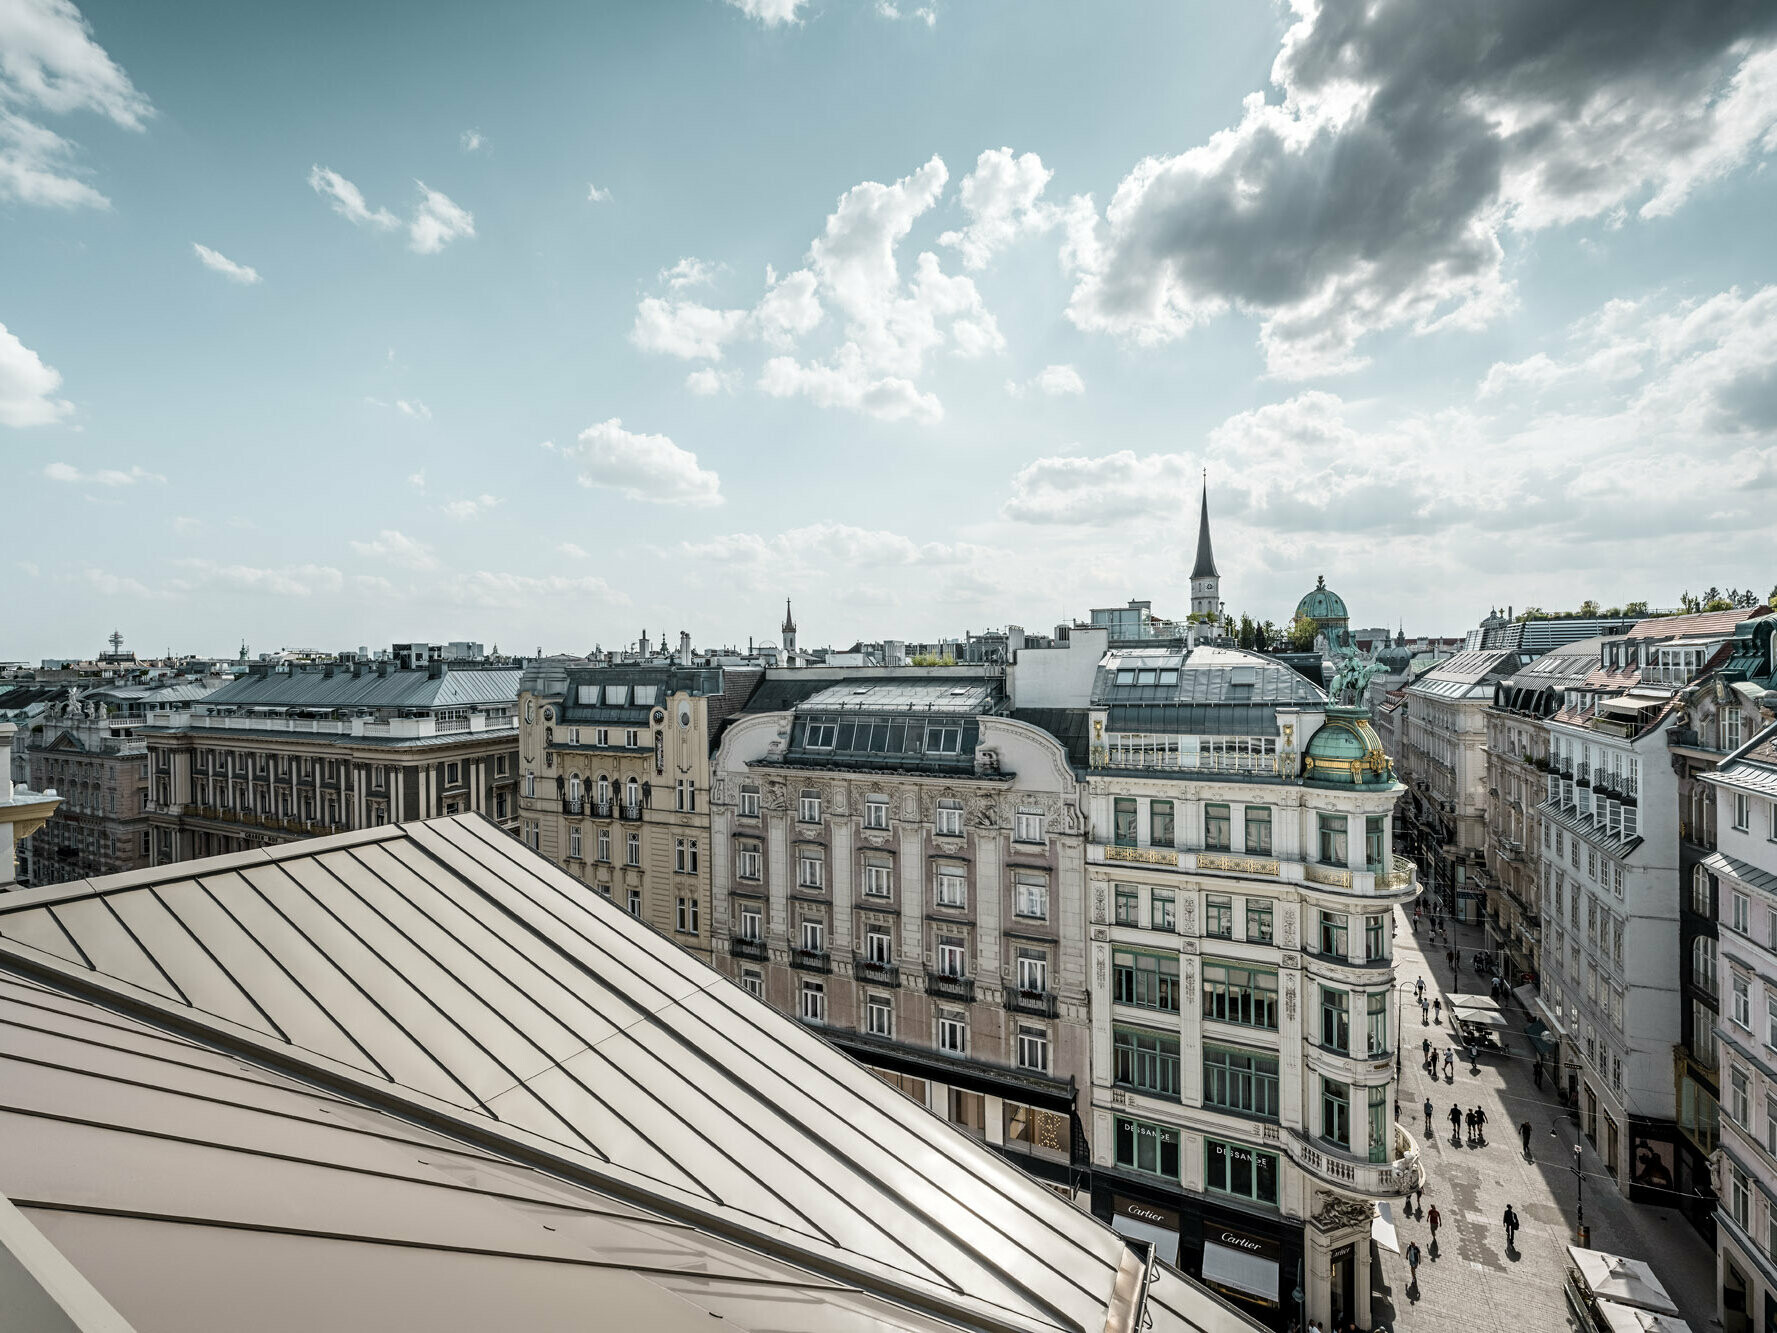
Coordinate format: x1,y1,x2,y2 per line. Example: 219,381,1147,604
3,0,1777,663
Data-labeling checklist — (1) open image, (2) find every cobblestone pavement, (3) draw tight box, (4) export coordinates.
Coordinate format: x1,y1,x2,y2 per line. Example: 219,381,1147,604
1369,901,1718,1331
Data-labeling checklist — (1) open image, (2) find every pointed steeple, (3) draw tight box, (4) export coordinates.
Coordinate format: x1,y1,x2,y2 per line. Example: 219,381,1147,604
1190,471,1218,580
781,599,796,634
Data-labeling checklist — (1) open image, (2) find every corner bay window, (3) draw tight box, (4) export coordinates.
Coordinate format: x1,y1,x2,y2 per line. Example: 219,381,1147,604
1203,961,1278,1029
1203,1045,1279,1119
1366,991,1389,1055
1113,950,1180,1011
1114,1026,1181,1100
1365,814,1386,870
1320,911,1349,959
1320,986,1350,1053
1115,1116,1180,1180
1321,1078,1351,1150
1365,913,1387,962
1205,1137,1278,1206
1246,898,1274,943
1318,812,1349,866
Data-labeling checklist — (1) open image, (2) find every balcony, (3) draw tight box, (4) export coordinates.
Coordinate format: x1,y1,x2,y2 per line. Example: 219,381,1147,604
1270,1121,1423,1200
1005,986,1058,1018
791,947,831,974
619,802,643,821
927,972,976,1003
592,799,613,818
856,958,900,987
563,797,584,816
729,936,767,961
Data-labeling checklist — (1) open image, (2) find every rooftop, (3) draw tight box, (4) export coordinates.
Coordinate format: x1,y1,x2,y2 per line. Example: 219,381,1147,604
196,663,521,714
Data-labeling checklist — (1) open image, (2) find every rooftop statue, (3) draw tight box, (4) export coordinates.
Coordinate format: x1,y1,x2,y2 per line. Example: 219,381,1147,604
1329,651,1383,705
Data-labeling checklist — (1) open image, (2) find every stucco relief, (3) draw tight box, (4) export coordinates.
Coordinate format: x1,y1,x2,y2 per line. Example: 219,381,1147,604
1182,957,1196,989
764,781,788,811
1312,1191,1373,1232
1094,946,1107,989
967,794,997,828
1178,895,1195,936
1093,885,1107,924
1284,975,1297,1022
827,783,849,816
1281,907,1298,951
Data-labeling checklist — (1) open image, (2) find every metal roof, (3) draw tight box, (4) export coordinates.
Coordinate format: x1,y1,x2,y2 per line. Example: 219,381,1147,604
796,678,1001,715
200,665,521,713
0,816,1249,1333
1093,647,1324,709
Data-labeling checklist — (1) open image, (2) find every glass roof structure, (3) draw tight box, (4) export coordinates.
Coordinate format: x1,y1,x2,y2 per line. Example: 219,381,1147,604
0,815,1258,1333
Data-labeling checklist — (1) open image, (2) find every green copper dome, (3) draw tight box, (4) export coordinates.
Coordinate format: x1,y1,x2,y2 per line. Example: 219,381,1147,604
1296,574,1349,624
1303,708,1392,785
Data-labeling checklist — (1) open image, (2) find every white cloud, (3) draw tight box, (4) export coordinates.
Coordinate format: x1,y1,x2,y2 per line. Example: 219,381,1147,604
192,243,260,285
1063,2,1777,377
685,368,739,396
1003,450,1195,524
631,298,750,361
876,2,937,23
171,559,344,599
0,0,151,210
308,165,398,230
587,182,611,203
440,571,626,608
408,182,474,254
557,542,589,559
78,566,158,598
1006,364,1084,397
407,468,426,491
396,399,430,420
759,346,943,424
753,267,823,347
940,147,1055,269
43,461,162,485
349,529,437,570
460,128,484,153
308,167,473,253
725,0,805,26
0,322,72,426
660,257,718,290
439,494,502,519
562,418,722,507
172,516,200,533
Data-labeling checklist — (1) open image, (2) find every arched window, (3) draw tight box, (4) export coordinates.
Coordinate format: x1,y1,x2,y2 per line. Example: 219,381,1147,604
1692,864,1714,918
625,777,640,809
568,774,582,802
596,774,609,804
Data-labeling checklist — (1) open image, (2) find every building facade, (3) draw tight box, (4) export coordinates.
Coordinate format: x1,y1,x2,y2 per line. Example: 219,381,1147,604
515,659,762,964
709,671,1093,1193
143,650,521,864
1079,645,1421,1333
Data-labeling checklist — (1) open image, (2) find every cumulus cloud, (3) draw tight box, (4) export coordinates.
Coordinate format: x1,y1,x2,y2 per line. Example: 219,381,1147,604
44,461,162,485
1,322,73,426
557,542,589,559
660,257,718,290
171,559,344,599
1063,0,1777,377
396,399,430,420
940,147,1055,269
1006,364,1085,397
439,494,502,519
192,243,260,284
876,2,937,25
440,571,626,608
561,418,722,506
759,345,942,425
0,0,151,209
308,167,474,253
460,128,484,153
349,529,437,570
586,182,611,203
685,368,739,396
631,297,750,360
1004,450,1195,524
725,0,805,26
679,520,1006,605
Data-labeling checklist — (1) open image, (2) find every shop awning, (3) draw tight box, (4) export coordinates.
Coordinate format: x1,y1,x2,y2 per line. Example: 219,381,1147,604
1372,1201,1400,1255
1513,983,1539,1014
1454,1008,1510,1030
1202,1240,1280,1303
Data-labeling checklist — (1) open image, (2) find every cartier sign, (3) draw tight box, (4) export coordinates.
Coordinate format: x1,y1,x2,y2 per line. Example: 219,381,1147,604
1113,1195,1180,1232
1211,1224,1280,1263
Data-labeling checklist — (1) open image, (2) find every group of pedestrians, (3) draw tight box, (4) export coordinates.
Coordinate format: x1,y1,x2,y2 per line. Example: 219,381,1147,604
1448,1102,1488,1144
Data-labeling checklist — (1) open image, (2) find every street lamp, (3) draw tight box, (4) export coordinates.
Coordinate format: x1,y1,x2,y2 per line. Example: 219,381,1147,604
1573,1142,1585,1232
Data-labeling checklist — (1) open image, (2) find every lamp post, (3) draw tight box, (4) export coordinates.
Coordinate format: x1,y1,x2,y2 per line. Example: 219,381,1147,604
1293,1258,1306,1333
1573,1142,1585,1234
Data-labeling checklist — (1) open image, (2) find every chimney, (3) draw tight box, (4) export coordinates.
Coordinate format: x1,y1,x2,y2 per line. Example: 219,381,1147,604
428,660,446,680
679,630,691,665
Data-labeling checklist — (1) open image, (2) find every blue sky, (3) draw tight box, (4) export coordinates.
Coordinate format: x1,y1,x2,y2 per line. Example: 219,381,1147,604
4,0,1777,662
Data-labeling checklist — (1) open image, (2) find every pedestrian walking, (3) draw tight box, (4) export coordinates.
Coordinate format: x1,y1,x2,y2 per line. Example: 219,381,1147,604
1449,1104,1462,1142
1421,996,1430,1024
1423,1097,1434,1133
1406,1239,1421,1281
1427,1204,1441,1239
1533,1060,1543,1090
1416,977,1425,1001
1475,1106,1487,1143
1502,1204,1520,1250
1414,1182,1424,1211
1464,1108,1475,1143
1433,998,1441,1023
1444,1049,1453,1078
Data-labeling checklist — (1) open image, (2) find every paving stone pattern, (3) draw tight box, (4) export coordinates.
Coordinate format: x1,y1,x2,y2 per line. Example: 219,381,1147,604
1369,902,1718,1331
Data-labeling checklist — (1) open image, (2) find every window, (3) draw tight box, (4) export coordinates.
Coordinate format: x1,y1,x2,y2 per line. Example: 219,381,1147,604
675,838,687,872
1735,793,1752,831
1318,813,1349,866
741,968,763,1000
1310,983,1350,1057
1115,884,1140,926
1731,1066,1750,1126
937,939,967,978
739,786,760,818
1016,950,1048,993
1368,1084,1390,1164
1321,1077,1351,1149
800,918,825,954
1114,1027,1181,1099
935,799,963,836
936,866,967,908
865,797,889,829
1768,991,1777,1049
1767,1095,1777,1157
937,1010,967,1054
798,851,825,890
1203,961,1279,1029
627,889,641,917
1205,803,1232,851
1245,806,1273,855
596,828,610,862
1113,798,1138,847
1017,1026,1050,1074
1013,873,1048,920
1367,991,1389,1055
1320,911,1349,959
1734,892,1751,934
1149,800,1174,848
568,826,582,859
866,994,893,1037
1151,890,1176,931
738,904,762,941
626,832,640,866
1014,810,1044,843
925,723,962,755
1113,950,1180,1012
1206,895,1233,937
1204,1137,1277,1205
737,843,762,880
1731,1162,1750,1230
1116,1117,1181,1180
1246,899,1274,943
1365,913,1387,962
1724,706,1743,751
1695,935,1719,999
863,853,892,898
1734,973,1752,1029
676,897,699,934
800,980,826,1024
803,718,837,749
800,790,822,823
1203,1045,1279,1119
865,927,892,964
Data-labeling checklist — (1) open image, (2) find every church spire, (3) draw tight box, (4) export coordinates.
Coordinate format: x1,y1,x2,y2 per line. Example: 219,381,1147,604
1190,471,1218,580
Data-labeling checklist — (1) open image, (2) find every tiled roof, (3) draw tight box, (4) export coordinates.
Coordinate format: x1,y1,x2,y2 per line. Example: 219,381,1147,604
0,816,1245,1333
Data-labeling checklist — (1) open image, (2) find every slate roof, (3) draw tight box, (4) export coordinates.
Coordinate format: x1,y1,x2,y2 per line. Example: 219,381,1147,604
0,816,1250,1333
1011,708,1093,769
202,665,521,712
